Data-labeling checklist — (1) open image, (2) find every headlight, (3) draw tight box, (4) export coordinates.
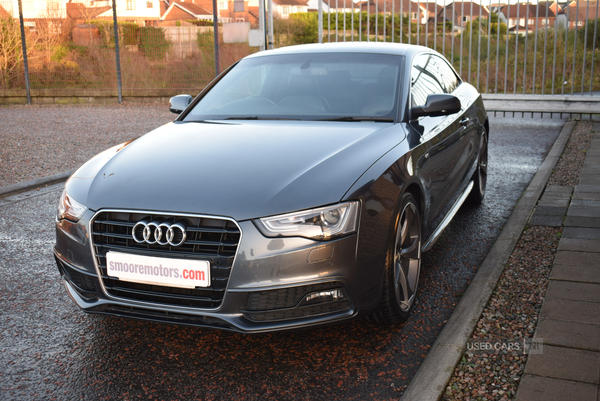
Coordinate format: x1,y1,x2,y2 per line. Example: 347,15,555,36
255,201,359,240
57,189,88,222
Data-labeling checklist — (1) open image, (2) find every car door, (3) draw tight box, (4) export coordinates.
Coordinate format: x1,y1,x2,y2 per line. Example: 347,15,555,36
408,53,474,235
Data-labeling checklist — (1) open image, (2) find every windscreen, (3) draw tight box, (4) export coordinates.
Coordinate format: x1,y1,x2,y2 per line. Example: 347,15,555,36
184,52,403,121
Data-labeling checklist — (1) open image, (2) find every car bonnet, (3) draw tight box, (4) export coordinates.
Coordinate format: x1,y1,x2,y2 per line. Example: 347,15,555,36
66,120,404,221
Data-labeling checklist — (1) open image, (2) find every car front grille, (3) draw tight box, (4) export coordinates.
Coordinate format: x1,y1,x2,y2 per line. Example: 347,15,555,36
91,211,241,309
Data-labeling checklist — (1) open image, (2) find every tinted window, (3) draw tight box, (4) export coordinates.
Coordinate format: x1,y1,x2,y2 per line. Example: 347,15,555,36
433,55,460,93
410,54,445,107
185,53,402,121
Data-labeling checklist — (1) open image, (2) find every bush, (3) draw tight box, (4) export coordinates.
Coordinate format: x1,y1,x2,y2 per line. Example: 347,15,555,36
582,18,600,48
90,20,139,46
138,26,171,61
289,13,318,44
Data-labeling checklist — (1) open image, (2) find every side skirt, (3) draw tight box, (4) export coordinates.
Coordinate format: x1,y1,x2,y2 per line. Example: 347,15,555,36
421,180,474,253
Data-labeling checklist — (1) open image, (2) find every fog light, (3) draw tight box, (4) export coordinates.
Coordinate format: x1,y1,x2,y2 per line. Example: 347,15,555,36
303,288,345,304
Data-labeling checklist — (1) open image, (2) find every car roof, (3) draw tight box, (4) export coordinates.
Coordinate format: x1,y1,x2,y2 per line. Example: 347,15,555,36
244,42,431,59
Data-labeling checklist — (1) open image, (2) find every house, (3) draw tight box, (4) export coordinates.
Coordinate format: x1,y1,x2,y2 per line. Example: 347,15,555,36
499,3,556,30
558,0,599,29
272,0,308,19
2,0,67,31
68,0,163,25
160,0,215,23
437,1,490,31
311,0,362,13
360,0,433,25
1,0,67,19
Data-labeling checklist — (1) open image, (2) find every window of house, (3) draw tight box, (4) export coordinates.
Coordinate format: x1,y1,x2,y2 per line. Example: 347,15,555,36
146,1,153,8
236,17,245,22
283,6,290,14
234,0,244,12
219,1,228,10
462,16,469,22
126,0,136,10
411,12,417,19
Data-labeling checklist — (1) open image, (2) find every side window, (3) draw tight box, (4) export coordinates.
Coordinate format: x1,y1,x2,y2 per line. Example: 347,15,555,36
410,54,445,107
434,55,460,93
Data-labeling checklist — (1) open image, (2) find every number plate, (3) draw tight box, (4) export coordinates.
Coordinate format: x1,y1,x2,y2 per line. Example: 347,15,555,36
106,252,210,289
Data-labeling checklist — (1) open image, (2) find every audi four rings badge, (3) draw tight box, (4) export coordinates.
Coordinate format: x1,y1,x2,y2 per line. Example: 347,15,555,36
132,220,187,246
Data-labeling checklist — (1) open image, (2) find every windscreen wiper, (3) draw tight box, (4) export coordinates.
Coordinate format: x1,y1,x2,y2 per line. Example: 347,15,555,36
319,116,394,122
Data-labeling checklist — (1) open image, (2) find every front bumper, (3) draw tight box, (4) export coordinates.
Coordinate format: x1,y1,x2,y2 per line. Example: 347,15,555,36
54,213,385,333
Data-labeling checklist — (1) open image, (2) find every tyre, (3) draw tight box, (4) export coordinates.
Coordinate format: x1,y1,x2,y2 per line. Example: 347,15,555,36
469,128,488,204
372,192,422,324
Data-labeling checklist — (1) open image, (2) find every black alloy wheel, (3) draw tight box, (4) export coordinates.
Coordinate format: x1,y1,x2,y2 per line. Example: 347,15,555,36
469,128,488,204
373,192,422,324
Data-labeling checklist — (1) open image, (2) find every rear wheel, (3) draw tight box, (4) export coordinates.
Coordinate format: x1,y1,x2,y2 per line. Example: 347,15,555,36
469,129,488,204
372,192,422,324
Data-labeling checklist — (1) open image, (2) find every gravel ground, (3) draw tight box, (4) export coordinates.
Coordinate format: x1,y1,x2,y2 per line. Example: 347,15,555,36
0,103,173,188
548,121,596,187
442,119,594,401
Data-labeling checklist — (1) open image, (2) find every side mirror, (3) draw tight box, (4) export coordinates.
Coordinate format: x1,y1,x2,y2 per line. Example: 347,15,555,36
169,94,193,114
410,94,461,120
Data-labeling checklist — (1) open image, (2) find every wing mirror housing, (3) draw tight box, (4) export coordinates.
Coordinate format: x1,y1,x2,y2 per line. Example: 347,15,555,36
410,94,461,120
169,94,193,114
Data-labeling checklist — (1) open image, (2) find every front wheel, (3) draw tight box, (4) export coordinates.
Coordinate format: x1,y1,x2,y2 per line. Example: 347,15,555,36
469,128,488,204
372,192,422,324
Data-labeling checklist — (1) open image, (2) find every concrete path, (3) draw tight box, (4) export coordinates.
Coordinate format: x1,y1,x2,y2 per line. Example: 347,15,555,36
516,123,600,401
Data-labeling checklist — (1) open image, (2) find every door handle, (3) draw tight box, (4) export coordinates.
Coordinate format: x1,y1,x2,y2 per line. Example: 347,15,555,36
460,117,470,125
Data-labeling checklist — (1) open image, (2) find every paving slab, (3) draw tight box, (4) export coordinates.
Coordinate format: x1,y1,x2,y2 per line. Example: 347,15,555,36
576,184,600,194
592,122,600,132
558,238,600,252
567,205,600,218
580,176,600,185
581,164,600,172
554,251,600,267
564,216,600,228
573,192,600,201
562,227,600,239
544,185,574,195
529,215,563,227
545,280,600,303
534,206,569,216
550,264,600,284
524,345,600,384
515,375,598,401
539,298,600,325
535,319,600,351
537,197,571,207
570,199,600,208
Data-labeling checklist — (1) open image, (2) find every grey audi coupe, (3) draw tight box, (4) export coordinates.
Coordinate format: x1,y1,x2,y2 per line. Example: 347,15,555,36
54,42,488,333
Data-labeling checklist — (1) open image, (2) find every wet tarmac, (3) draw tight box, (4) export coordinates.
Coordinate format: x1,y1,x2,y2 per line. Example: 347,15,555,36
0,115,566,400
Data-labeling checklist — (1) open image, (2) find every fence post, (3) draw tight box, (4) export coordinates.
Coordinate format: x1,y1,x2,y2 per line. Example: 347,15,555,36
259,0,265,50
17,0,31,105
111,0,123,103
268,0,274,49
318,0,323,43
212,0,220,75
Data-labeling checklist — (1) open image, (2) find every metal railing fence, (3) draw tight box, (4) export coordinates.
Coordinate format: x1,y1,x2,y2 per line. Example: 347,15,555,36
1,0,598,111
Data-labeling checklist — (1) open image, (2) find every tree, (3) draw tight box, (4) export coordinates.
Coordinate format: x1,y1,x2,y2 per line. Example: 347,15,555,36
0,16,23,89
